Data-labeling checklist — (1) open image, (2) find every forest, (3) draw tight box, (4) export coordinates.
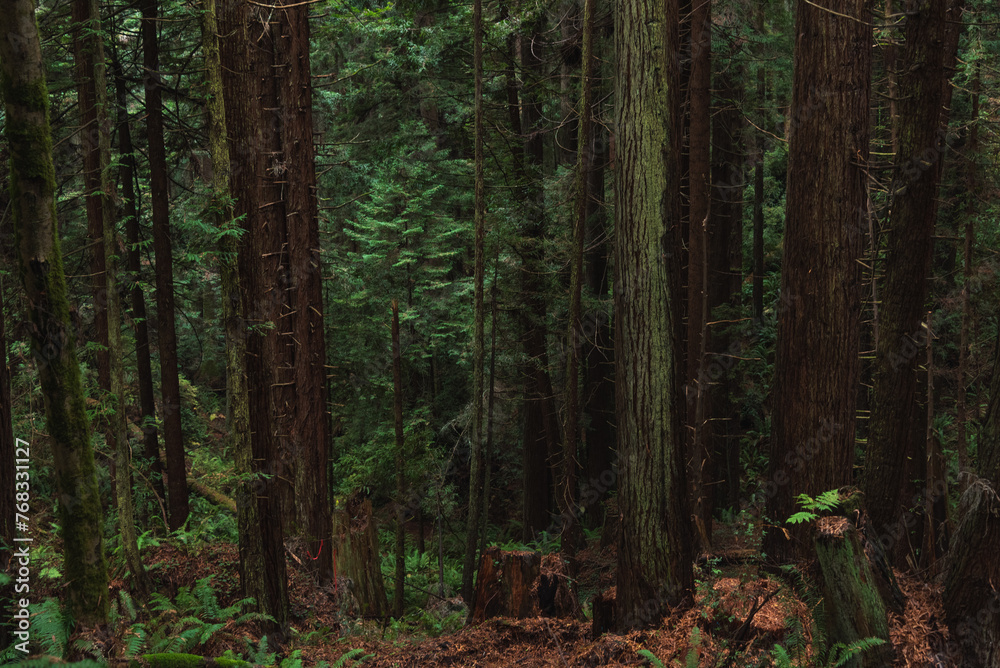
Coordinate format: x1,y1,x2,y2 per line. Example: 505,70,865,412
0,0,998,664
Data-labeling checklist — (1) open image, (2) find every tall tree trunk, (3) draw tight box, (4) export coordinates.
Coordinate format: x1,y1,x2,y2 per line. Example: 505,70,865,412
582,65,613,529
708,68,745,513
0,0,110,625
517,20,560,542
112,57,164,506
461,0,486,604
72,0,110,403
860,0,949,565
562,0,596,565
273,0,333,583
391,300,405,617
217,0,289,642
751,6,765,322
686,0,712,552
613,0,692,630
75,0,151,598
142,0,189,530
956,64,980,489
763,0,871,564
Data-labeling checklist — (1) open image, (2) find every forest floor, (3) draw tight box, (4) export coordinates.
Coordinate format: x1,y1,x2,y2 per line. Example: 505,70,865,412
81,521,952,668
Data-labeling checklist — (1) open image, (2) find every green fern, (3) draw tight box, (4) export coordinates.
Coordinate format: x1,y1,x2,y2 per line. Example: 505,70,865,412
636,649,665,668
31,598,70,658
330,648,374,667
247,635,276,665
827,637,886,667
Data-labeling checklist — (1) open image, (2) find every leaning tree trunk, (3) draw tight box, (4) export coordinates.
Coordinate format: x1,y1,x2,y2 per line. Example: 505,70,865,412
861,0,949,567
763,0,871,564
0,0,110,625
613,0,693,631
142,0,189,530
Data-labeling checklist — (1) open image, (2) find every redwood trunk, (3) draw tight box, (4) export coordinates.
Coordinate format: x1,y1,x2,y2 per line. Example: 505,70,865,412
764,0,870,563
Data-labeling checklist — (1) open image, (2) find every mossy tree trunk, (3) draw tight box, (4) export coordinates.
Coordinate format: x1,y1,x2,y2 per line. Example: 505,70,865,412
333,495,389,618
812,517,896,667
0,0,110,626
763,0,871,563
72,0,150,600
613,0,693,630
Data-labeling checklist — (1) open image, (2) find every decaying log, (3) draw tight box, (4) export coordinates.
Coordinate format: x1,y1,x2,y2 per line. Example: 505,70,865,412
333,493,389,618
469,547,579,623
812,516,895,667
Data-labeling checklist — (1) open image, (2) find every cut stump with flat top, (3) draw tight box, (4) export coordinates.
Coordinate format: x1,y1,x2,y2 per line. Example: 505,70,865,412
469,547,579,623
813,516,895,668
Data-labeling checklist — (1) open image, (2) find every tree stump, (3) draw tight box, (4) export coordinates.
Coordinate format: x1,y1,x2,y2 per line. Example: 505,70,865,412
332,493,389,618
943,478,1000,668
592,587,616,637
469,548,579,623
812,516,895,667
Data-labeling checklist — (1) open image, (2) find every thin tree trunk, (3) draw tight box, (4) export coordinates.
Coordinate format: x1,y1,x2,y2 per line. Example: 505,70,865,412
613,0,692,630
1,0,110,624
391,300,406,618
957,65,979,490
764,0,870,564
686,0,712,552
751,20,765,324
708,68,745,512
112,57,164,505
142,0,189,530
461,0,486,605
76,0,151,598
562,0,595,564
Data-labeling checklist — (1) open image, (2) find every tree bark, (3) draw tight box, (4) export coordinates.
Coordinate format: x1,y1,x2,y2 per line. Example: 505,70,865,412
708,68,745,513
764,0,871,564
0,0,110,625
613,0,693,630
217,0,289,643
860,0,949,565
813,517,896,667
333,494,389,618
391,300,405,617
561,0,596,565
685,0,713,551
142,0,189,531
75,0,152,598
271,0,333,582
461,0,486,605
